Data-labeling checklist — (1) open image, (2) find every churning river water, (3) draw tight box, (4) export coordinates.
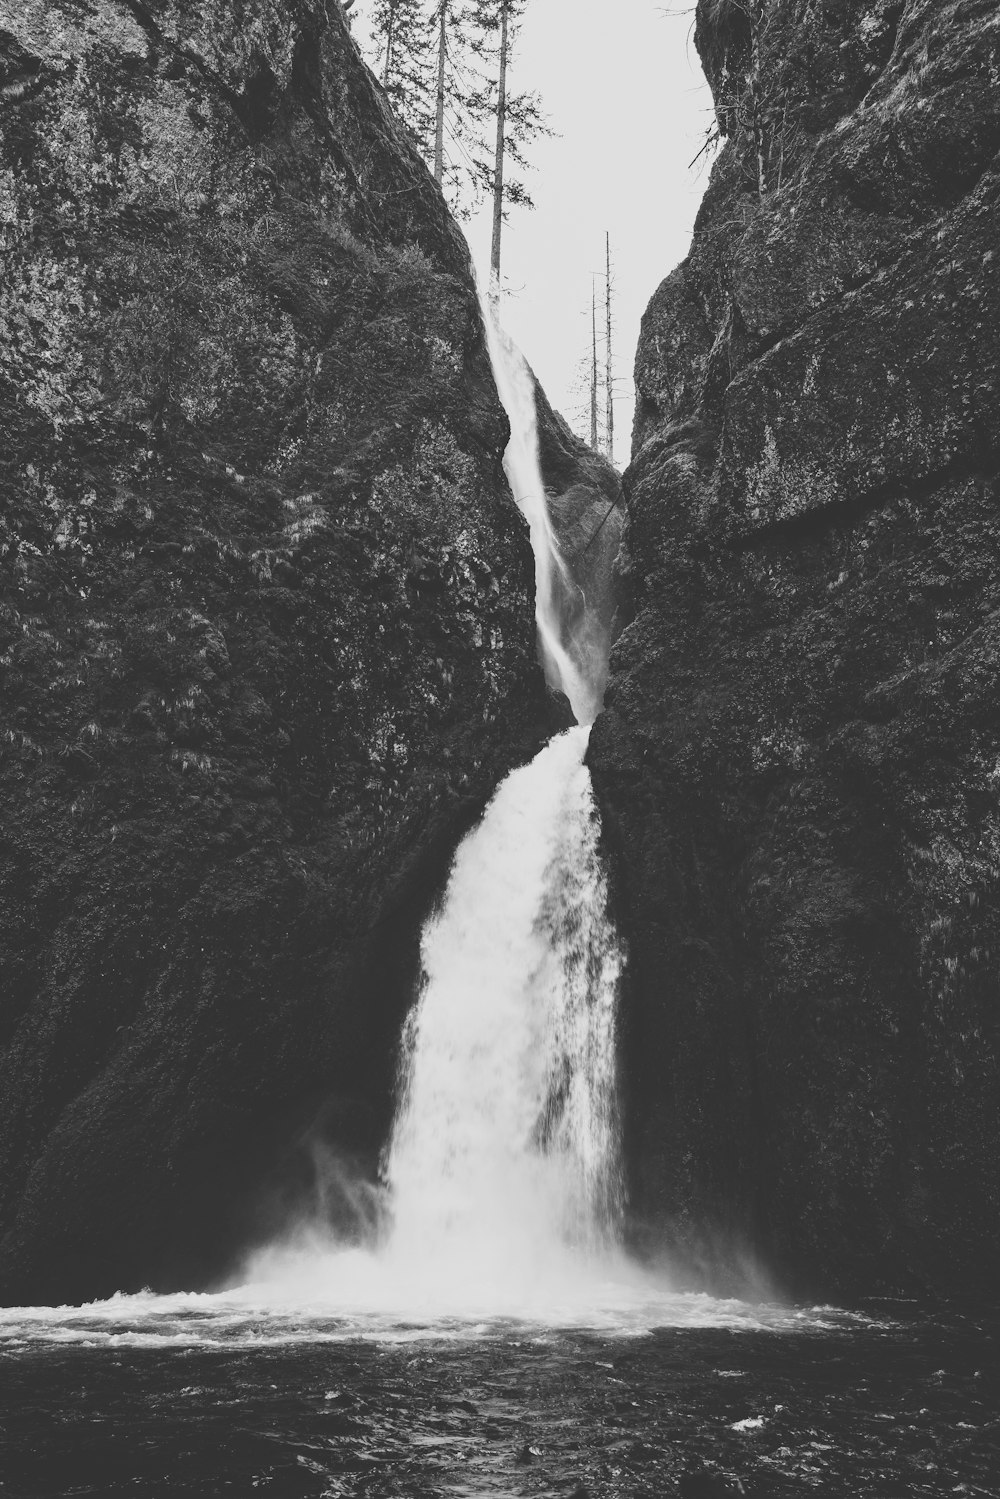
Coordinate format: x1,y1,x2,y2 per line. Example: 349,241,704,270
1,1294,997,1496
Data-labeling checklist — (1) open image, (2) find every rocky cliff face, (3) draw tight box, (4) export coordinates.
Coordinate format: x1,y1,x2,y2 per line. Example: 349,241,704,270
534,379,624,711
0,0,561,1302
591,0,1000,1295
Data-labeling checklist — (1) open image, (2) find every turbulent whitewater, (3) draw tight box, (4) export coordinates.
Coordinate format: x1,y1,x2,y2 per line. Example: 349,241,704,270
231,722,639,1324
386,725,623,1287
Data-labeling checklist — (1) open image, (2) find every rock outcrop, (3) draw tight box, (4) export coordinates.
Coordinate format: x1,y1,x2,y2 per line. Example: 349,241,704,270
0,0,559,1302
534,379,624,712
591,0,1000,1296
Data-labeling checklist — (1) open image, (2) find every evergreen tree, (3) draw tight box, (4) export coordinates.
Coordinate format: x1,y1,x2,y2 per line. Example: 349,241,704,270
370,0,436,155
463,0,547,287
366,0,547,239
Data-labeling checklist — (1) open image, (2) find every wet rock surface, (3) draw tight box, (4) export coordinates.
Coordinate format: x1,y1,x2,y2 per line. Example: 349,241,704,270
534,380,624,712
0,0,558,1304
1,1309,998,1496
590,0,1000,1295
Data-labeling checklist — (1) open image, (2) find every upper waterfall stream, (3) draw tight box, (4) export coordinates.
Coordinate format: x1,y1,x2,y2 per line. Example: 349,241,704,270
483,304,603,724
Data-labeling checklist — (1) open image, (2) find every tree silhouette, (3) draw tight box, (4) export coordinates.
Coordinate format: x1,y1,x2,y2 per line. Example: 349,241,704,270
367,0,548,240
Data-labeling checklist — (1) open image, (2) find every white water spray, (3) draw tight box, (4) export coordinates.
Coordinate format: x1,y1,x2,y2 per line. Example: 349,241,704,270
385,726,623,1296
226,726,648,1324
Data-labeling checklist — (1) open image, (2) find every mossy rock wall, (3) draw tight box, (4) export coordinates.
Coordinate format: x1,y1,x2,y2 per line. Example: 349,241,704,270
591,0,1000,1297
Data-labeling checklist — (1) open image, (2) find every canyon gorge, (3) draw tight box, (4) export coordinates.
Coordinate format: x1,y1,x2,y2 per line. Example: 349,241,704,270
1,0,998,1320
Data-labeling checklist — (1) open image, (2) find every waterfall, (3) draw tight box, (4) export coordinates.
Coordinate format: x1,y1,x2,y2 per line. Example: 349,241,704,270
384,727,623,1292
5,301,814,1332
483,305,603,724
364,306,626,1305
241,301,635,1319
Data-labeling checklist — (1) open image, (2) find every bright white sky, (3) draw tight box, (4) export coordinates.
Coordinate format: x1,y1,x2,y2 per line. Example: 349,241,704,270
353,1,714,464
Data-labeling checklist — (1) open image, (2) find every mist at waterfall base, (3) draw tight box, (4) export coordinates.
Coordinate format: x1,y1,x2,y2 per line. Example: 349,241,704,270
224,725,648,1331
170,725,797,1337
0,721,859,1344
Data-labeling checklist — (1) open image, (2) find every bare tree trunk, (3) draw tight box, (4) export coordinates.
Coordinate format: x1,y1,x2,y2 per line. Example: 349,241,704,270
434,1,447,184
605,231,614,465
751,2,767,195
490,0,509,288
590,281,599,451
382,0,396,86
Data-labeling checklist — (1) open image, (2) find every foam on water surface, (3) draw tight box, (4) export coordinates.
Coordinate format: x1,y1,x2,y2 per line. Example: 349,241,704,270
0,1272,872,1350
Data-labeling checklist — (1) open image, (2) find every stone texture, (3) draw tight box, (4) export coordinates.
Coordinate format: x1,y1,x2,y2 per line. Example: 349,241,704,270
0,0,560,1302
592,0,1000,1295
534,378,624,711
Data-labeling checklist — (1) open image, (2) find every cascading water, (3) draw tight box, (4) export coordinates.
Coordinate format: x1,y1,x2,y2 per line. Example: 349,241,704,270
483,305,602,725
385,726,623,1295
234,302,641,1320
370,305,625,1303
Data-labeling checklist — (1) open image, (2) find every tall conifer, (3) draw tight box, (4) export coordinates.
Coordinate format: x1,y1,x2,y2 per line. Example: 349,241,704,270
367,0,547,240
